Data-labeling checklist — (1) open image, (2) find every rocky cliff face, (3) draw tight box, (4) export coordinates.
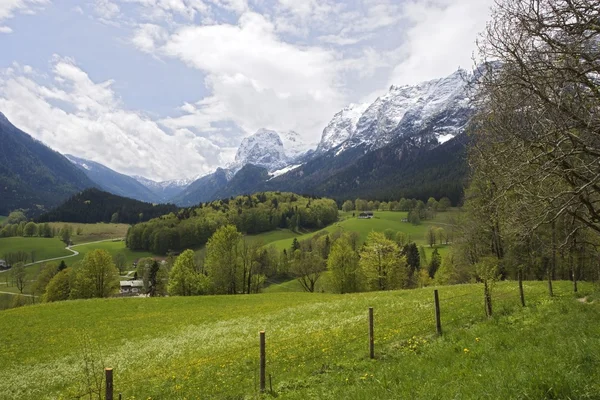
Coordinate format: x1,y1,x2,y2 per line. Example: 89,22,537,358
316,69,474,155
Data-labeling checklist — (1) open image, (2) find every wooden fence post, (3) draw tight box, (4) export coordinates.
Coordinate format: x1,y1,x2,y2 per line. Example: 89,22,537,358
369,307,374,359
105,368,113,400
518,270,526,307
259,331,266,393
434,289,442,336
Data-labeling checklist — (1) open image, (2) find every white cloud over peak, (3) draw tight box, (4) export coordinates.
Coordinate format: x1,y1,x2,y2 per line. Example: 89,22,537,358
0,59,235,181
140,11,347,140
387,0,494,86
1,0,495,181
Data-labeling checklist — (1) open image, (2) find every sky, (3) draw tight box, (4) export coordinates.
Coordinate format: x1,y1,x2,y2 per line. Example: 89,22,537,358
0,0,494,182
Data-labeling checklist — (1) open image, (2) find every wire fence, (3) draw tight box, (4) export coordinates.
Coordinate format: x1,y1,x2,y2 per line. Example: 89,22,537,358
68,281,573,399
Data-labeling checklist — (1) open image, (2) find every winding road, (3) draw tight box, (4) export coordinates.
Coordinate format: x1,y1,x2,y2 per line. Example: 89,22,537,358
0,237,125,272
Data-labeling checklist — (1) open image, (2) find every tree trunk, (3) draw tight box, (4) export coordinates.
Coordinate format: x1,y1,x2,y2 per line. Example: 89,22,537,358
484,281,492,317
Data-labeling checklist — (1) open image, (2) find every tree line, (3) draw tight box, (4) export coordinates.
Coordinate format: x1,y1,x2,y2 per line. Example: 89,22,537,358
126,192,339,255
35,188,178,224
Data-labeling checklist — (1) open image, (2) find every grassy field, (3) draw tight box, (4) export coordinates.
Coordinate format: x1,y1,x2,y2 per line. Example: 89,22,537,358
48,223,130,244
0,237,72,262
268,210,457,254
0,280,596,399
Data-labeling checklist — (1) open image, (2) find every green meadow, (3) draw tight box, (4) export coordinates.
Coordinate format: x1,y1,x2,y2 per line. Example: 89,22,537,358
268,210,456,257
0,281,597,399
0,237,72,261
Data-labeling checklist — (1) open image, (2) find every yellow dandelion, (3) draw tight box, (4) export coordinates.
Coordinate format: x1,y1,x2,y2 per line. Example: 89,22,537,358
464,348,469,353
475,337,480,342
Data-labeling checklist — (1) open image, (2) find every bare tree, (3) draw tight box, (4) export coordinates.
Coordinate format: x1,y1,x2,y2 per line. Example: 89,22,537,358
474,0,600,240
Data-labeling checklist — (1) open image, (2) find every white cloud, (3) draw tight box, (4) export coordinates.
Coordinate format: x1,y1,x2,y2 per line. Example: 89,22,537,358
150,11,346,141
387,0,494,86
0,59,235,181
0,0,49,31
94,0,121,20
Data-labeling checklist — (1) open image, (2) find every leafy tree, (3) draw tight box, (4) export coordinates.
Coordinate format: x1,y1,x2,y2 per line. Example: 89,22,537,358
402,243,420,279
327,236,361,293
383,229,396,241
23,222,37,237
72,249,119,298
341,200,354,212
6,211,27,225
12,263,26,294
428,248,441,279
426,226,436,247
291,238,300,252
44,268,73,302
438,197,452,211
355,198,368,211
395,232,408,247
60,224,72,245
168,250,202,296
408,210,421,225
205,225,242,294
290,250,326,292
32,262,59,298
113,252,127,274
359,232,407,290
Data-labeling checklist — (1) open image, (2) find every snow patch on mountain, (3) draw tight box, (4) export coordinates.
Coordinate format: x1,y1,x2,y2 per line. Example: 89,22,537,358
317,69,474,155
134,175,201,190
269,164,302,180
281,131,316,161
317,103,369,153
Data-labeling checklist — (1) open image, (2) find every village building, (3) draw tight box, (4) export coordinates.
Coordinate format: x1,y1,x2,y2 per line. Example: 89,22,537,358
119,280,144,296
358,211,374,219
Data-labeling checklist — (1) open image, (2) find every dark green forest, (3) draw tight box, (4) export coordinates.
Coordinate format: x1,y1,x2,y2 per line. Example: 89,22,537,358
35,188,178,225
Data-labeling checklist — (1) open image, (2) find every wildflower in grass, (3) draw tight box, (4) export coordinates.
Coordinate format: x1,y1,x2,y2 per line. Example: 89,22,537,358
463,348,469,353
475,337,480,342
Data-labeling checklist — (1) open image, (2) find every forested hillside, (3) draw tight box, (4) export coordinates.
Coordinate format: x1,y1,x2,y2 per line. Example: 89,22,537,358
0,113,95,215
126,192,338,254
36,188,178,224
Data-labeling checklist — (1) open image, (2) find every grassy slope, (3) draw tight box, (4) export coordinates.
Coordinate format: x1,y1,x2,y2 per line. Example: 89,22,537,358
268,210,457,253
264,211,457,293
0,281,596,399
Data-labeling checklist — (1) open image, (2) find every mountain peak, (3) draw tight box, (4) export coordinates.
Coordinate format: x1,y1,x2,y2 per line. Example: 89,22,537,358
233,128,287,172
317,68,473,154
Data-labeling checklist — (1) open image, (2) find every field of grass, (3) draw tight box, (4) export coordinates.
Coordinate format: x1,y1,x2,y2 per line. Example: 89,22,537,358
48,223,130,244
0,280,596,399
0,237,72,262
268,211,457,253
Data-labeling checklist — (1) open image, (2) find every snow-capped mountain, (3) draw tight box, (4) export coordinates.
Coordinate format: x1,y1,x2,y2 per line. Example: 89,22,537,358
133,175,202,202
317,69,473,154
231,128,290,172
281,130,317,160
316,103,369,153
